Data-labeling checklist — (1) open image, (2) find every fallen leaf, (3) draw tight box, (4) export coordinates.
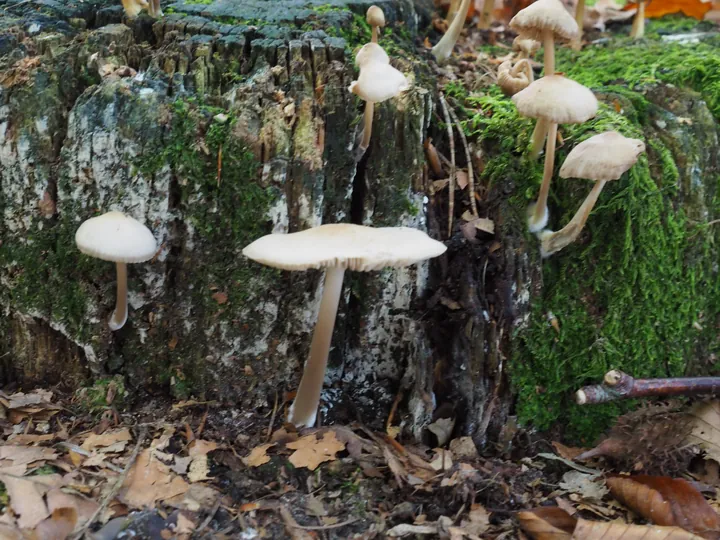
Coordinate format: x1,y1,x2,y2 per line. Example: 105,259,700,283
242,443,275,467
449,437,478,460
0,474,53,529
625,0,711,19
46,489,99,526
552,442,587,461
212,292,228,304
687,401,720,463
456,170,469,190
573,519,706,539
459,504,490,537
607,475,720,538
430,449,453,471
305,495,327,517
287,431,345,471
0,446,57,466
120,449,189,509
189,440,217,457
428,418,455,446
33,507,77,540
187,455,210,483
559,471,608,501
81,428,132,452
387,523,440,537
172,456,193,475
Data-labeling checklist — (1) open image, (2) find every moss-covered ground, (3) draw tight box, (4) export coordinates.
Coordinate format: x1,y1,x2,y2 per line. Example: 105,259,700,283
460,26,720,442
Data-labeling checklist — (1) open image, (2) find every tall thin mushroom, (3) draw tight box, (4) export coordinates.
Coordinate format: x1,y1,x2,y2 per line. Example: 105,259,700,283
510,0,579,159
243,224,447,428
571,0,587,50
350,43,410,160
630,0,647,39
512,76,598,233
478,0,495,30
366,5,385,43
432,0,473,63
539,131,645,256
75,211,157,331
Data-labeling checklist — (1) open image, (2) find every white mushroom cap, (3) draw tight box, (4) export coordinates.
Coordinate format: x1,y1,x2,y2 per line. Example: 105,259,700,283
512,75,598,124
559,131,646,181
355,42,389,68
75,211,157,263
243,223,446,272
349,61,409,103
509,0,579,41
366,5,386,27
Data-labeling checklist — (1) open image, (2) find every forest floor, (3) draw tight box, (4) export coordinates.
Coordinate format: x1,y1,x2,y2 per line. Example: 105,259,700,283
2,6,720,540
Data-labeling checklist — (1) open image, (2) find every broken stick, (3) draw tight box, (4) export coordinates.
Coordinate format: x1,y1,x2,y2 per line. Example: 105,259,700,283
576,369,720,405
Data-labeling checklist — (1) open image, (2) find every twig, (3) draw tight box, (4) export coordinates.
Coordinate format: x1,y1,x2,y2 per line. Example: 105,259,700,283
446,102,478,218
290,518,359,530
576,369,720,405
439,93,455,238
72,427,147,539
385,390,404,434
266,390,280,442
217,145,223,187
197,497,222,534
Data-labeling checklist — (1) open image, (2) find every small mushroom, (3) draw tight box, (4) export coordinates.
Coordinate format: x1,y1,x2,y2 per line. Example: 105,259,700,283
350,43,410,160
512,36,541,59
432,0,473,63
630,0,647,39
572,0,587,50
509,0,579,76
478,0,495,29
512,75,598,232
366,6,386,43
539,131,645,256
243,224,447,428
497,59,533,96
121,0,162,18
75,211,157,331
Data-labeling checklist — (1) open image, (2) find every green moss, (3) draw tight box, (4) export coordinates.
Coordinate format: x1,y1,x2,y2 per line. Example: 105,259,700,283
459,35,720,442
75,375,127,412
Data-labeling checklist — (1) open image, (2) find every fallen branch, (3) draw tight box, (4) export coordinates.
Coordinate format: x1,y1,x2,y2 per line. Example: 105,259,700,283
439,93,455,238
576,370,720,405
447,101,478,218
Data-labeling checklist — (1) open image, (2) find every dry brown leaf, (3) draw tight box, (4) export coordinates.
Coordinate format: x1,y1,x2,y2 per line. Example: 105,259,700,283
559,471,608,501
120,449,189,509
211,292,228,305
574,518,705,539
242,443,275,468
607,475,720,539
518,507,576,539
175,512,196,534
0,446,57,466
187,455,210,483
449,437,478,460
172,456,193,475
0,474,54,529
287,431,345,471
188,440,217,457
46,489,99,526
459,504,490,537
688,401,720,463
552,442,587,461
81,428,132,452
430,449,453,472
32,507,77,540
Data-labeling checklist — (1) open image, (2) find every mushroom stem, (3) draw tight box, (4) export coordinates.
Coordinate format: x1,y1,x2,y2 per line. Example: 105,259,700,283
371,26,380,43
542,28,555,75
572,0,585,50
630,0,645,39
478,0,495,30
288,266,346,428
447,0,461,22
528,122,557,232
357,102,374,159
540,179,606,256
109,262,129,331
432,0,473,63
529,117,549,160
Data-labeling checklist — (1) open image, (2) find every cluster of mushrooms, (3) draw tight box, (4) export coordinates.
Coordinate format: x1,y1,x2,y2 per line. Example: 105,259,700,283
499,0,646,256
74,7,440,430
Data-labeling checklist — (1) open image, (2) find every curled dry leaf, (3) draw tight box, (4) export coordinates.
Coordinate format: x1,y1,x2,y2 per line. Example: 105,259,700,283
606,475,720,539
518,507,706,539
687,401,720,463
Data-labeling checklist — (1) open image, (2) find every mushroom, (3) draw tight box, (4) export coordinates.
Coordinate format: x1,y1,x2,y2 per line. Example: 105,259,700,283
432,0,473,63
478,0,495,30
539,131,645,256
572,0,587,50
509,0,579,76
121,0,162,18
350,43,410,160
242,224,447,428
512,75,598,232
366,5,386,43
497,58,533,96
75,211,158,331
512,36,541,59
630,0,647,39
